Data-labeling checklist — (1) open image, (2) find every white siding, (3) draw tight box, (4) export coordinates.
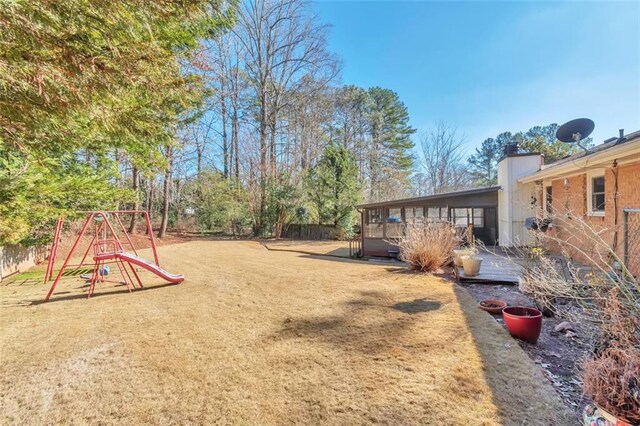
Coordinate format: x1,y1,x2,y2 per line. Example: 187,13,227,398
498,155,541,246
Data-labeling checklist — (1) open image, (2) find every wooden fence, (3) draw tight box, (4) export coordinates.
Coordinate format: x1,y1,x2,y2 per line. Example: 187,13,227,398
280,224,337,240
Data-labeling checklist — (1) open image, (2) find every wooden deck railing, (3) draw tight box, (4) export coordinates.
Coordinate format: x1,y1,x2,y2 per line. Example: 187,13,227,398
349,237,362,258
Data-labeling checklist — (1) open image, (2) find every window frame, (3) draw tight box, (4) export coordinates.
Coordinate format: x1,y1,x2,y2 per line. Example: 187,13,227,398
450,207,485,228
363,207,384,238
586,170,606,217
426,206,447,223
543,182,553,215
405,206,424,225
385,207,404,238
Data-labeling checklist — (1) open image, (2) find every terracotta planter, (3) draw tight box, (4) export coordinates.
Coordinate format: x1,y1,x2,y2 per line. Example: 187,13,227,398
478,299,507,314
502,306,542,344
461,256,482,276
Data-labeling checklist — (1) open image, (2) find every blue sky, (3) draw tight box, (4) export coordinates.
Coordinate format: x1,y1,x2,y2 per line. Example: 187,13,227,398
315,0,640,154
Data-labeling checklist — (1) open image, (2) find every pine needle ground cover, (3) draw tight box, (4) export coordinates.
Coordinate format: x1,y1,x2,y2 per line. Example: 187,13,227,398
0,241,572,425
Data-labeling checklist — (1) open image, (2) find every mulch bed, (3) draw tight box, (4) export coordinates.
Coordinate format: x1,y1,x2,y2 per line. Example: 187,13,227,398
459,281,593,417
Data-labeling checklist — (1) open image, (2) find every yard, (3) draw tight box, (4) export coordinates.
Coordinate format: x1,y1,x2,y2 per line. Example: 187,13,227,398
0,240,573,425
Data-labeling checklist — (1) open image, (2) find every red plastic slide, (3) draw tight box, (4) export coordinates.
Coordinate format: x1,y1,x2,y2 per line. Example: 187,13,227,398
95,252,184,283
118,252,184,283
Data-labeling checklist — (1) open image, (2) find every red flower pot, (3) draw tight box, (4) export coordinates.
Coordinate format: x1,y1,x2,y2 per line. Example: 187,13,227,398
502,306,542,344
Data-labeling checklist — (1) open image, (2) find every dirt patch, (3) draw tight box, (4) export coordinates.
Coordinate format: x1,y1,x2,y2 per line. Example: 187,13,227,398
1,241,572,425
460,282,592,415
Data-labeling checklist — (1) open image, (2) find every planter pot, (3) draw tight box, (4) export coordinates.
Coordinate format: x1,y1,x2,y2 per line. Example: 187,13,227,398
479,299,507,314
502,306,542,344
453,249,467,267
461,256,482,276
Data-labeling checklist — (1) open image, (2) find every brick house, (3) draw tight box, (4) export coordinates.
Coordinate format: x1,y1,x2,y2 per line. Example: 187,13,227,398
357,129,640,277
519,129,640,276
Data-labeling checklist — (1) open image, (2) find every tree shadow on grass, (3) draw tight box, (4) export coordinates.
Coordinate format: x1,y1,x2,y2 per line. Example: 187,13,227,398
272,291,441,355
451,284,575,425
391,298,441,314
27,282,179,305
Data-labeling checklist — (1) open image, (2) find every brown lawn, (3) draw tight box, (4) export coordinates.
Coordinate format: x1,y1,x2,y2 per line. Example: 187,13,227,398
0,241,572,425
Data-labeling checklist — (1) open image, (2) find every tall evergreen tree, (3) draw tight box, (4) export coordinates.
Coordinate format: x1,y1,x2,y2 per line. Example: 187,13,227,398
521,123,591,163
366,87,415,201
0,0,233,245
467,124,593,186
305,142,361,227
467,138,500,186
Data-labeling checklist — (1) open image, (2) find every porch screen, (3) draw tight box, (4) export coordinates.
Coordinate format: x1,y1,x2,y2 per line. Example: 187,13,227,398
405,207,424,224
426,207,447,223
452,208,485,228
386,208,403,237
364,208,383,238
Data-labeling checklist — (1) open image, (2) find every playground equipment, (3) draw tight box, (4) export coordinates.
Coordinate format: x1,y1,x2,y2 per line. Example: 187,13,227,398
44,210,184,301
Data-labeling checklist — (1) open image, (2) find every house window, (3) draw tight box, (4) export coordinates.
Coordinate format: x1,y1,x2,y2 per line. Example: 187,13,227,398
545,185,553,214
364,208,383,238
591,176,605,213
386,208,403,238
405,207,424,224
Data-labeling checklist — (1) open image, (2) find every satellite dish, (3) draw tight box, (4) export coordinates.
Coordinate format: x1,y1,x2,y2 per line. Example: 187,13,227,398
556,118,594,153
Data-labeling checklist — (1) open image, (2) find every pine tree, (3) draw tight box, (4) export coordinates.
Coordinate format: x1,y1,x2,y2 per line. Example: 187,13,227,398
467,138,500,186
366,87,416,201
0,0,233,245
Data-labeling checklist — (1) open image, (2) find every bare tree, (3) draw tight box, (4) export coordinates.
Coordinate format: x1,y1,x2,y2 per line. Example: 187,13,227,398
418,123,471,195
232,0,338,233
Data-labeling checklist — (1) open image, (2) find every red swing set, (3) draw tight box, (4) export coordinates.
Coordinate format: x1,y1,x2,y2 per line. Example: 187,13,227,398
44,210,184,302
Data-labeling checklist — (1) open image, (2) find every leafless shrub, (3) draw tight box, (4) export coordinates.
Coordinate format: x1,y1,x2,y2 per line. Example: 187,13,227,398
583,348,640,423
390,223,460,272
507,213,639,321
518,255,588,315
499,213,639,421
583,289,640,423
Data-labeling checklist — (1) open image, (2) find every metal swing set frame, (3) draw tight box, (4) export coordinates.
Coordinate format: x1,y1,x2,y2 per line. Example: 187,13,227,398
44,210,182,302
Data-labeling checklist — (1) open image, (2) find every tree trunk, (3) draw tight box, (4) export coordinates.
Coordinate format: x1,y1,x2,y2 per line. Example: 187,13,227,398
128,166,139,233
233,107,240,181
196,145,203,177
114,149,122,210
146,175,154,235
221,82,229,178
257,92,268,235
158,166,171,238
158,148,173,238
269,111,277,176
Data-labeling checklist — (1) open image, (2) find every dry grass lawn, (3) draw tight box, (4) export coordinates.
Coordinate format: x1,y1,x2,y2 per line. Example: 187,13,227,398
0,241,573,425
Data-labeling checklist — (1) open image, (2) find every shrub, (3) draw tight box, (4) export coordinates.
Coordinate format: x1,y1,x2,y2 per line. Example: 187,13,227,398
583,347,640,423
392,223,459,272
507,214,640,422
583,289,640,423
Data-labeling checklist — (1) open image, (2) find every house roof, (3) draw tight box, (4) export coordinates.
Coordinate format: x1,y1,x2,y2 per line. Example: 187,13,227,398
519,129,640,183
356,186,501,209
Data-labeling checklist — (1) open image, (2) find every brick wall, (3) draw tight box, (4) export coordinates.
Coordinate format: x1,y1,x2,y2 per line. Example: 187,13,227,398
538,161,640,277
